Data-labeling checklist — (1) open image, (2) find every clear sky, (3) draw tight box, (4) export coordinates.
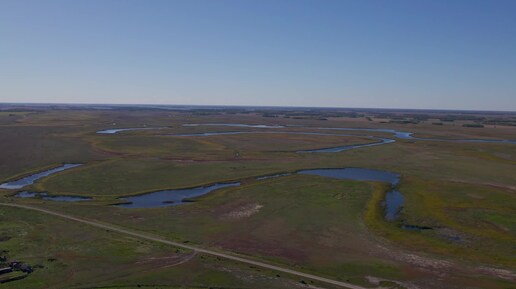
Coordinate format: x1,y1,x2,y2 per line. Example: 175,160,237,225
1,0,515,110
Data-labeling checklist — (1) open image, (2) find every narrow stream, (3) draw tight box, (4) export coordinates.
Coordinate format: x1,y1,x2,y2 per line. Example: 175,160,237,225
171,131,391,153
179,123,516,144
96,127,165,134
0,164,82,190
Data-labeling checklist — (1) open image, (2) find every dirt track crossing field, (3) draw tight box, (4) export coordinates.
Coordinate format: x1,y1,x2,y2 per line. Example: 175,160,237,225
0,202,366,289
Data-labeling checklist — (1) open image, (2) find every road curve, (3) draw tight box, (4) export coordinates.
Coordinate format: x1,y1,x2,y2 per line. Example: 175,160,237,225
0,202,367,289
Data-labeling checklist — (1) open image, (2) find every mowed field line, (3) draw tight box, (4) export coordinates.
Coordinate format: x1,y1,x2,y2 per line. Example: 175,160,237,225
0,203,367,289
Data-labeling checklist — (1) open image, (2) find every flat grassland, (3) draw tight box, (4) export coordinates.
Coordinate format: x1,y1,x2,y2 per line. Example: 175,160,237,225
0,108,515,289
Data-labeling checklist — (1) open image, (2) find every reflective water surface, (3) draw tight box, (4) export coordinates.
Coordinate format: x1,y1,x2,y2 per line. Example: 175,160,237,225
15,191,91,202
0,164,82,190
116,182,241,208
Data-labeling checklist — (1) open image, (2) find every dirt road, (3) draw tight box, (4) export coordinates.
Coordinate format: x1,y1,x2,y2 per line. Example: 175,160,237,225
0,202,367,289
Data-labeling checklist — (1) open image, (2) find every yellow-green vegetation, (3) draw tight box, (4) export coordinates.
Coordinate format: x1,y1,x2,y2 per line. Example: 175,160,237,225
25,176,407,286
37,159,301,196
92,132,375,159
397,178,515,267
363,179,516,266
0,206,326,289
0,108,515,289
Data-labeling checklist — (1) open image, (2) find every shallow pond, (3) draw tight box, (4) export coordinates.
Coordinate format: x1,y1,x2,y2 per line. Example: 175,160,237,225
15,191,91,202
116,182,241,208
0,164,82,190
384,190,404,221
298,168,403,220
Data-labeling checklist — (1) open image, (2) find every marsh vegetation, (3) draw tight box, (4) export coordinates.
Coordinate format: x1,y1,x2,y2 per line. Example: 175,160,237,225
0,106,515,289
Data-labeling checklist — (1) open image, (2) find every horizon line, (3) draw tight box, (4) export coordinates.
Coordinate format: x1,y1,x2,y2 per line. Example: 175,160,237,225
1,101,515,114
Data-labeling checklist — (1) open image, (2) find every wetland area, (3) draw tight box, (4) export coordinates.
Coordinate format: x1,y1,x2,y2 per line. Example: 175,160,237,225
0,106,515,289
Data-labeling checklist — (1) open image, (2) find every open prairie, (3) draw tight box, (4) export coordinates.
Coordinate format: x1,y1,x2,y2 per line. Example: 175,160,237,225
0,106,515,289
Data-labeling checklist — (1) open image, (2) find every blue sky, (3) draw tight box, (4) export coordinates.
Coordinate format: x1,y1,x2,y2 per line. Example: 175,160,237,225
1,0,515,110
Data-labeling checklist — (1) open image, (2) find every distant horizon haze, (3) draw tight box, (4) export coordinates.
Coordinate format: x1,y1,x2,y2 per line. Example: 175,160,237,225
2,101,515,113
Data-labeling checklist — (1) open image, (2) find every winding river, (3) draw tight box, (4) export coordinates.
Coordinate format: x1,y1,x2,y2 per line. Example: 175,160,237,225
6,123,513,218
114,167,404,223
5,164,406,223
171,130,389,153
90,123,516,217
96,123,516,149
181,123,516,144
96,127,165,134
116,182,241,208
0,164,82,190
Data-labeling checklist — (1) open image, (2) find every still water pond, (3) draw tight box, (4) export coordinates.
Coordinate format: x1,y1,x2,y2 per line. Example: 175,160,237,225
15,191,91,202
116,182,241,208
298,168,403,221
